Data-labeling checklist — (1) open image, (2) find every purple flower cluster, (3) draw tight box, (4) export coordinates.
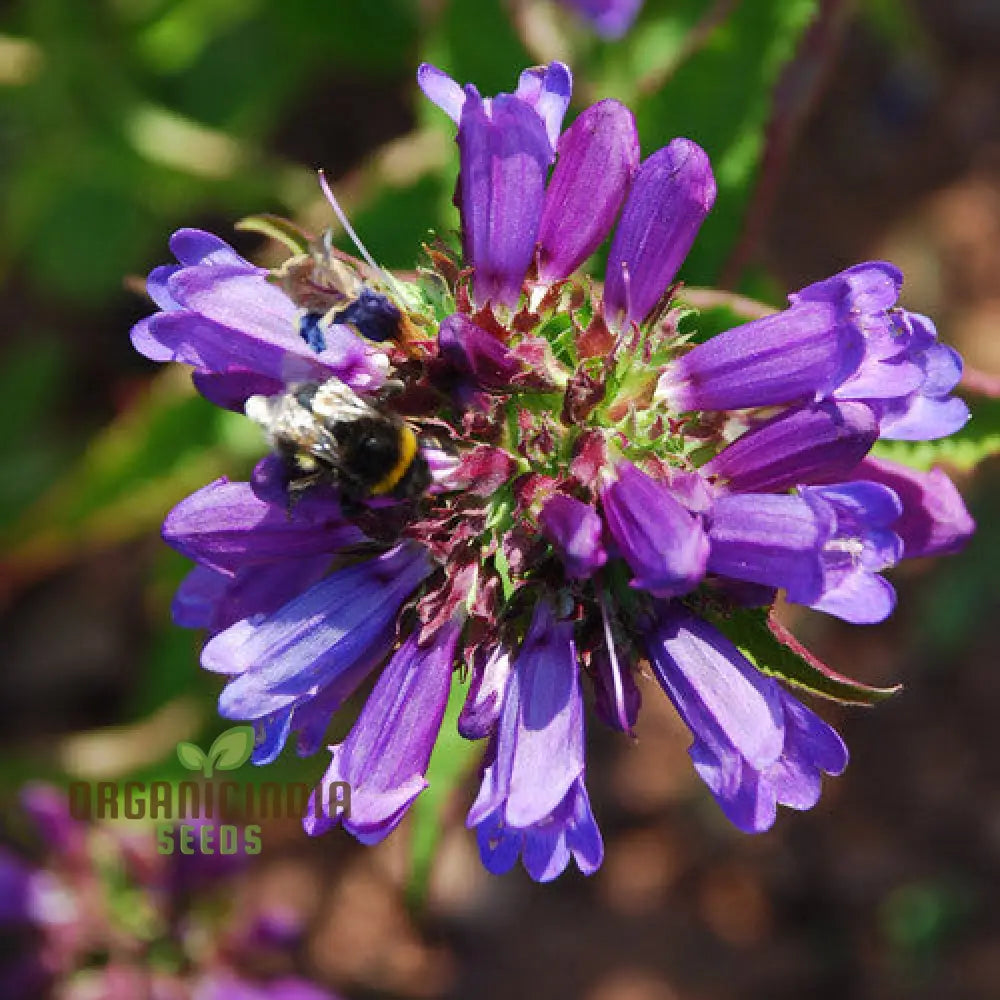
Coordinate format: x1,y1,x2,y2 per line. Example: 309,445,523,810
134,63,974,882
0,786,342,999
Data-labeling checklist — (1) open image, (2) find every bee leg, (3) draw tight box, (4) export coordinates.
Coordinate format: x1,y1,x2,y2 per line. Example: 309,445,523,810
284,474,322,517
374,378,405,403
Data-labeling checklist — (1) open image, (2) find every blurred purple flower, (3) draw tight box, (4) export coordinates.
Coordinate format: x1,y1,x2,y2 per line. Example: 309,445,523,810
557,0,645,39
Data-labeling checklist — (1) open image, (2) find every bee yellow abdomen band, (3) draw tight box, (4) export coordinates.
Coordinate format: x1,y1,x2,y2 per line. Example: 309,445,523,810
371,424,418,495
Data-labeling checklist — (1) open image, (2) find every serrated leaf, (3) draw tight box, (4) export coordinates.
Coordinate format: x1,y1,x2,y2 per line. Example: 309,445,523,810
236,214,311,255
406,672,481,910
873,397,1000,472
176,741,207,772
705,606,900,706
208,725,255,772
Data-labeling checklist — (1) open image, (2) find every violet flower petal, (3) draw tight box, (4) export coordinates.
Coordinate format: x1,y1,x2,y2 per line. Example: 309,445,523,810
204,544,432,717
416,63,466,122
645,604,785,770
304,621,461,844
466,600,605,881
604,138,716,326
848,457,975,559
163,479,361,574
800,481,902,624
703,401,879,494
458,646,513,740
514,62,574,152
539,493,608,577
468,601,583,828
135,264,387,397
559,0,645,38
646,605,846,833
537,100,640,283
458,89,552,308
169,228,257,269
173,556,333,636
600,460,709,597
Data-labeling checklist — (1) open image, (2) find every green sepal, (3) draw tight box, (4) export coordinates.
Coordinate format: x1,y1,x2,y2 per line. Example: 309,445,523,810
236,214,312,256
704,606,901,706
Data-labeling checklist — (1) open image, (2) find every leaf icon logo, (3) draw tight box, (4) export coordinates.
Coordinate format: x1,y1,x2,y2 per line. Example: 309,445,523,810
176,726,255,778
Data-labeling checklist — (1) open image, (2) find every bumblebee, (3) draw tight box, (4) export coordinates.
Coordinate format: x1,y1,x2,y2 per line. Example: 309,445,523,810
277,238,426,356
245,377,430,505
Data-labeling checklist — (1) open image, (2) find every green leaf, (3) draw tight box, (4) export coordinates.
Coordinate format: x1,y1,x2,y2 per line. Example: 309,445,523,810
406,671,481,910
3,368,261,579
873,397,1000,473
176,741,207,772
705,606,900,706
208,725,256,772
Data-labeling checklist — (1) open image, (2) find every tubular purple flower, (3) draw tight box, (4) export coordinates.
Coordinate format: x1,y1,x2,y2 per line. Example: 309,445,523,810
847,457,975,559
202,543,433,722
536,100,640,283
657,298,865,413
558,0,645,38
600,460,709,597
592,594,640,734
457,88,553,308
304,620,461,845
604,139,716,327
438,313,523,390
868,312,970,440
172,556,333,637
538,493,608,577
702,401,879,494
458,646,512,740
418,62,572,152
162,479,363,574
707,483,903,624
645,605,847,833
468,601,603,881
130,231,388,409
659,263,968,431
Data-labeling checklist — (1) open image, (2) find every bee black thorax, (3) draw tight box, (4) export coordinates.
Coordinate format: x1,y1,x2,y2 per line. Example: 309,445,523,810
245,378,430,506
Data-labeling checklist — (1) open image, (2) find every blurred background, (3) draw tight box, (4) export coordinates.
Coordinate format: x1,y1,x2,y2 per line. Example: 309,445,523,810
1,0,998,997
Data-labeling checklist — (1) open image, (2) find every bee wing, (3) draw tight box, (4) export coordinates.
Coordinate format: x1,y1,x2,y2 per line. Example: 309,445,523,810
309,376,379,422
245,390,342,465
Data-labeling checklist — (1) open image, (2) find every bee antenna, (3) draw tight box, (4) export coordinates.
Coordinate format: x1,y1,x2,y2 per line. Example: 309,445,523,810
317,170,406,302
